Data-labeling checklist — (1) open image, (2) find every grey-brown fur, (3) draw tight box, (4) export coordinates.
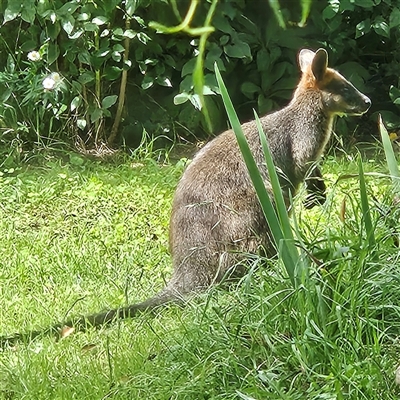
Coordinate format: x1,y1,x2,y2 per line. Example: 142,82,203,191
1,48,370,344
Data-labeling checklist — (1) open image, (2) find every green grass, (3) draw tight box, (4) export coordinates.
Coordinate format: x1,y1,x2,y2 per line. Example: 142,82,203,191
0,150,400,399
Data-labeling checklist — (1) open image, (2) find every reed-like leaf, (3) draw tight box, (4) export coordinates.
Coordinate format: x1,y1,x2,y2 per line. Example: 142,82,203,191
379,115,400,195
254,113,301,280
299,0,312,27
254,112,294,240
358,156,376,252
268,0,286,28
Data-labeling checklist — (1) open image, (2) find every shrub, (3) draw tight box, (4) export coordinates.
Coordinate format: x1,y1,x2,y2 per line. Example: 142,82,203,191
0,0,399,152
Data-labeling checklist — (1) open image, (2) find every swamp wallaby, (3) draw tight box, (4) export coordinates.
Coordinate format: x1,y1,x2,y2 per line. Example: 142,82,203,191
2,48,370,343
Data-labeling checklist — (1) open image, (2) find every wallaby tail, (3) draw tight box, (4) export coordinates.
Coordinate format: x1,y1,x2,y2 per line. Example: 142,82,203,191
0,287,182,348
71,286,182,328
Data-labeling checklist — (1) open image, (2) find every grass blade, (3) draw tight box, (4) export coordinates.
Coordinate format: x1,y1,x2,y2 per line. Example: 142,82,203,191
379,114,400,195
299,0,312,27
268,0,286,28
254,113,303,280
254,112,293,240
358,155,376,252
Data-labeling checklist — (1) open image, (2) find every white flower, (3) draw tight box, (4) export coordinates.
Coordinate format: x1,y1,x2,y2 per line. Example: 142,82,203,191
28,51,41,62
42,72,62,90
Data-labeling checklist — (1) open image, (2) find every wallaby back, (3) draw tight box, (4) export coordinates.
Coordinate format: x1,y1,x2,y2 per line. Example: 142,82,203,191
0,48,371,344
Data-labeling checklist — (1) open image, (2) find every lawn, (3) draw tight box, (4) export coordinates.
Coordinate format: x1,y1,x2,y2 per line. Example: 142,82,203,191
0,148,399,399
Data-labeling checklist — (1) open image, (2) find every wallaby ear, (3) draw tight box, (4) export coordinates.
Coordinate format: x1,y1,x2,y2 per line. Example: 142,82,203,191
311,48,328,82
299,49,315,73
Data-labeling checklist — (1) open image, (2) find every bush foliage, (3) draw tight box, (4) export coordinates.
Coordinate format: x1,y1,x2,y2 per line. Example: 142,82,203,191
0,0,399,151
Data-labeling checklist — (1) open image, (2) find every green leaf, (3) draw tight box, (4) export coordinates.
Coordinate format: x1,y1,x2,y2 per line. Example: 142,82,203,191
78,71,95,84
92,16,108,25
339,0,355,11
155,76,172,87
379,115,400,194
389,8,400,29
299,0,312,26
372,17,390,38
58,2,80,15
112,51,122,62
189,94,202,110
213,14,233,34
372,110,400,130
182,58,197,77
137,32,151,45
104,66,122,80
125,0,139,17
70,96,81,111
69,29,83,39
20,40,37,52
47,43,60,65
3,3,22,23
180,75,194,92
268,0,286,28
77,119,87,130
78,51,91,66
61,15,75,35
355,19,371,38
389,85,400,103
102,95,118,109
21,3,36,24
322,1,340,21
141,76,154,90
90,108,103,123
241,82,260,98
173,93,190,105
123,29,137,39
205,44,223,71
358,156,376,253
84,22,98,32
236,392,257,400
0,88,12,102
69,154,85,166
354,0,375,7
77,12,90,22
113,44,125,53
256,49,270,72
258,95,274,115
223,41,251,59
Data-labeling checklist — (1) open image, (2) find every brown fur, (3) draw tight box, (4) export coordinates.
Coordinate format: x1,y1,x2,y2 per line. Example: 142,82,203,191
1,48,371,344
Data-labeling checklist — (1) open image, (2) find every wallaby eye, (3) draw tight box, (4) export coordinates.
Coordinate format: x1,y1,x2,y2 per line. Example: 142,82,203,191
342,86,350,93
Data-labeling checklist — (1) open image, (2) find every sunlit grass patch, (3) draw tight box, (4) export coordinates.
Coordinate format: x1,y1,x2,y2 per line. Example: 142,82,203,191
0,151,399,399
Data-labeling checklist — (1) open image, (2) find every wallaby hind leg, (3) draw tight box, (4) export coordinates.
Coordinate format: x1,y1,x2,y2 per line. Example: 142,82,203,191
170,238,263,294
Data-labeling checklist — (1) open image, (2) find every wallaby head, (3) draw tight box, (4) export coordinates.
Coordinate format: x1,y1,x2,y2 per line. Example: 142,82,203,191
296,48,371,117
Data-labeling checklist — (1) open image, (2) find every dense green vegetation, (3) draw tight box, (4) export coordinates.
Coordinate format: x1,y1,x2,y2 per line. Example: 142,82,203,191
0,152,400,399
0,0,400,152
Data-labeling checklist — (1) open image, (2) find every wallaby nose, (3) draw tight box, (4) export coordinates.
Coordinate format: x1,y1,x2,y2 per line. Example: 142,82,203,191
364,95,371,110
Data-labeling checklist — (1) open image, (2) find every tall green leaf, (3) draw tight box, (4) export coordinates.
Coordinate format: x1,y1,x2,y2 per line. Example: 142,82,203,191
358,156,376,253
268,0,286,28
215,63,299,287
379,115,400,195
254,113,302,282
299,0,312,27
254,112,293,240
